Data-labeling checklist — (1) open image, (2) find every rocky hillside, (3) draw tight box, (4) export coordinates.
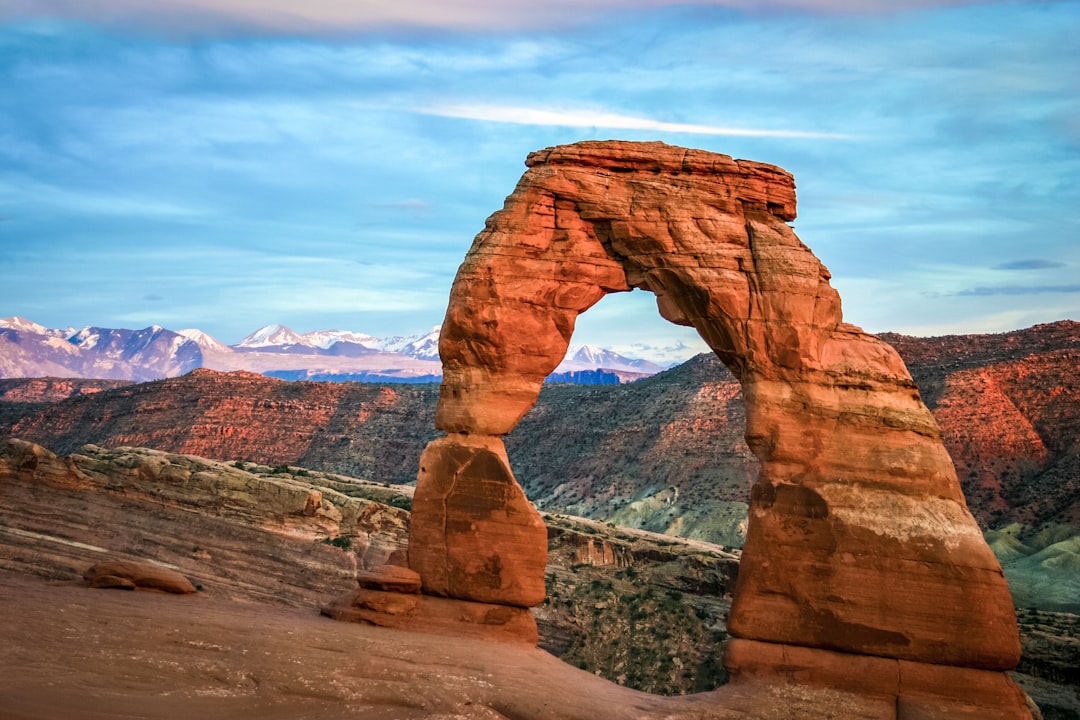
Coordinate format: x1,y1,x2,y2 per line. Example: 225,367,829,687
0,368,441,483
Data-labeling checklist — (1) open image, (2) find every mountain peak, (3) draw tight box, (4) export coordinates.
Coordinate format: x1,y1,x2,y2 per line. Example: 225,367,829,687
0,316,50,335
235,324,306,348
177,328,233,354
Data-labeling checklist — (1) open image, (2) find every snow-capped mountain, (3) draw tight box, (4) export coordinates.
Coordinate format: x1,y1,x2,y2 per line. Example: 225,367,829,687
558,344,665,374
1,319,201,381
0,317,676,384
300,329,381,350
232,325,383,358
231,324,439,360
394,326,441,360
1,316,52,336
177,328,232,354
68,325,202,378
234,324,308,349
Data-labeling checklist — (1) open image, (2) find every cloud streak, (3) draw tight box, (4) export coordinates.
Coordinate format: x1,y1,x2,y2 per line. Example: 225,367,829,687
957,285,1080,297
0,0,995,35
414,104,855,140
993,259,1066,271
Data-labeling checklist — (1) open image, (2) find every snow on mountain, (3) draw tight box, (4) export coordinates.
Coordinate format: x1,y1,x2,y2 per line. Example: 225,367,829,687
0,318,677,384
557,344,665,374
177,328,233,354
0,316,51,336
1,323,201,381
397,326,441,360
234,324,307,349
68,325,203,379
299,329,381,350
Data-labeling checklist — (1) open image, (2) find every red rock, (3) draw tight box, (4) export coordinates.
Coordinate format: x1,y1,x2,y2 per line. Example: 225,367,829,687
87,574,136,590
320,588,538,645
725,639,1033,720
356,565,421,594
411,140,1026,714
409,434,547,607
83,560,197,594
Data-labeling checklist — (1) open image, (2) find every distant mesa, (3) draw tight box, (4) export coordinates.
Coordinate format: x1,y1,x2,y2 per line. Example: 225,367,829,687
0,317,660,385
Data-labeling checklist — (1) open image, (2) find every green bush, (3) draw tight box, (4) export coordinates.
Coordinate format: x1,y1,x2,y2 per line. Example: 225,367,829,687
321,536,353,551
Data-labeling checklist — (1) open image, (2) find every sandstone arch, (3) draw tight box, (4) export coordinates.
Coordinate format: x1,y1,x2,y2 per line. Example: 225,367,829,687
407,141,1030,715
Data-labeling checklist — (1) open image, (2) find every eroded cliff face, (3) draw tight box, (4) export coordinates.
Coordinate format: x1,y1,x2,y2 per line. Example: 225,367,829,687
416,140,1030,717
3,368,439,482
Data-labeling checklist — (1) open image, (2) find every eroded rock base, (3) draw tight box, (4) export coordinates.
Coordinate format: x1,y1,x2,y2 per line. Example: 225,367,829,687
320,588,539,645
725,638,1036,720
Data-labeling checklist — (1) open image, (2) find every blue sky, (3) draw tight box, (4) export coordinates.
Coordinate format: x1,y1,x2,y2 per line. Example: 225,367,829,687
1,1,1077,359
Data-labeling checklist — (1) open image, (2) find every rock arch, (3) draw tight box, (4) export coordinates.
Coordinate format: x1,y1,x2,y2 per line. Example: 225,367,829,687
407,141,1029,715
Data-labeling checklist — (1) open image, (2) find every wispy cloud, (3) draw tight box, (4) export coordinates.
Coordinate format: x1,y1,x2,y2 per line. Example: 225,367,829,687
0,0,992,35
957,284,1080,296
993,259,1066,271
414,104,855,139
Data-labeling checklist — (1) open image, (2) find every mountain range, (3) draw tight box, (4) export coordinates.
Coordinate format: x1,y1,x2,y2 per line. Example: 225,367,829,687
0,317,664,384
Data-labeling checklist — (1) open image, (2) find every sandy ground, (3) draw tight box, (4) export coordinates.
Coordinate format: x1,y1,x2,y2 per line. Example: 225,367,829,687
0,572,899,720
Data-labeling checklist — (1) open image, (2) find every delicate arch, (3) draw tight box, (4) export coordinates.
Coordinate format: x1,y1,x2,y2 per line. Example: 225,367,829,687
408,141,1021,690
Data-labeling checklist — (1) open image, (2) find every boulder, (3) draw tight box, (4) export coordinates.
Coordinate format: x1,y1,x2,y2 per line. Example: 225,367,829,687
83,560,197,594
409,434,547,607
320,588,538,645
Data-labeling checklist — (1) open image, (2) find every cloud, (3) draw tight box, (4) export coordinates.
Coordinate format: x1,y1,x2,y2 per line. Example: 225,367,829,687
993,259,1066,271
414,104,855,140
957,284,1080,296
376,199,433,213
0,0,993,35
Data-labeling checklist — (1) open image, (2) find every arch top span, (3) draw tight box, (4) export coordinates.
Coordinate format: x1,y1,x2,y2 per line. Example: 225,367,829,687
437,140,840,437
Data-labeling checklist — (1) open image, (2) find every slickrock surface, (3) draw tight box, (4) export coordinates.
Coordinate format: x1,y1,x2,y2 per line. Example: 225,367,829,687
0,438,411,605
421,140,1028,715
0,572,916,720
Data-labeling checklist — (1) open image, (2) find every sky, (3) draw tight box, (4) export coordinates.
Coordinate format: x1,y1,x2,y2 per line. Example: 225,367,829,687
1,0,1078,361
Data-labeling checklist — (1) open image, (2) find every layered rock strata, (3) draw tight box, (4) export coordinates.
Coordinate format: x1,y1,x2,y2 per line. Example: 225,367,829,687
406,140,1028,715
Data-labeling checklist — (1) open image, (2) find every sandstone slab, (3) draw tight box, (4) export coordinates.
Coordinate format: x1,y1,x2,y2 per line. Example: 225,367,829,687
320,587,539,645
84,560,198,594
724,638,1034,720
355,564,421,594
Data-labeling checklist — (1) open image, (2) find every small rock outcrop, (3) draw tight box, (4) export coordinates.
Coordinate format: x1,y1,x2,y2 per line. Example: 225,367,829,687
83,560,197,594
406,140,1030,716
